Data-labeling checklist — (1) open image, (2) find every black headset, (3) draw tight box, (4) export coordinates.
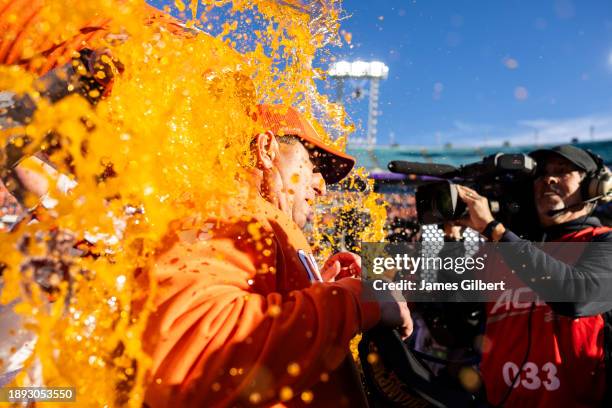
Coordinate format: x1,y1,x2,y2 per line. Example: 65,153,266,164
581,150,612,203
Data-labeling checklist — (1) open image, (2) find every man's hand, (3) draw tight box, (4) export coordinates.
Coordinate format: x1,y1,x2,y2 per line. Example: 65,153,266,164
380,300,413,340
363,281,413,339
455,185,495,233
321,251,361,281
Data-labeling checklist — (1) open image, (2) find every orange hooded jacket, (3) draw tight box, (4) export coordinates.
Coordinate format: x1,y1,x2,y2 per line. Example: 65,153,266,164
142,195,380,407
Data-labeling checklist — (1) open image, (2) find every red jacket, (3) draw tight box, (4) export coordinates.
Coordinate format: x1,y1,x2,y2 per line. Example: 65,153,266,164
482,224,611,407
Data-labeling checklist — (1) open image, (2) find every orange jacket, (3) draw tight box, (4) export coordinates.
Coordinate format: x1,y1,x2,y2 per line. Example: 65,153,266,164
142,196,379,407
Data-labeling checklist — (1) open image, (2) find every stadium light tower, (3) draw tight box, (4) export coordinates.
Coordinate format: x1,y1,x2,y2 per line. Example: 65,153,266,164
328,60,389,147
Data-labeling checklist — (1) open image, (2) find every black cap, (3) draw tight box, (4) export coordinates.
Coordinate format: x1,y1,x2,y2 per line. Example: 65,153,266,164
529,145,598,174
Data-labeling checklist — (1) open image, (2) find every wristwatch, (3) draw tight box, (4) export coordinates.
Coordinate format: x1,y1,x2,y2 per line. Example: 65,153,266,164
482,220,502,241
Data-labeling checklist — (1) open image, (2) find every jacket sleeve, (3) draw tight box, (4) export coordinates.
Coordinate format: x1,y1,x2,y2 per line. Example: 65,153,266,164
499,229,612,317
142,230,380,407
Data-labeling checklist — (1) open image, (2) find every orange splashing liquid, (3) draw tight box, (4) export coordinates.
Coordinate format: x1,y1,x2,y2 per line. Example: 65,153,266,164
0,0,386,405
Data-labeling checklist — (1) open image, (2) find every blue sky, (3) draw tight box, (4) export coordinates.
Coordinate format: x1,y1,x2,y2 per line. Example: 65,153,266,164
327,0,612,146
150,0,612,147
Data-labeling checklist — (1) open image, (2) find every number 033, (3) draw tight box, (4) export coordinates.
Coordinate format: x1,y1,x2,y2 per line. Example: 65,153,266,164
502,361,560,391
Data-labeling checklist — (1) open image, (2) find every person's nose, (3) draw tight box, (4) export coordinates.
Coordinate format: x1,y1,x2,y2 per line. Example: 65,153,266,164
312,172,326,196
543,174,560,186
537,171,559,186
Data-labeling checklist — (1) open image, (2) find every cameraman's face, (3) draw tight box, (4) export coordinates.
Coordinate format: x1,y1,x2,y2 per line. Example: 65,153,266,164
533,156,584,225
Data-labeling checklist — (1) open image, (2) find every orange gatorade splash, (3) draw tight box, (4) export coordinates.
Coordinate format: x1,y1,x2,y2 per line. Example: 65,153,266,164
0,0,386,406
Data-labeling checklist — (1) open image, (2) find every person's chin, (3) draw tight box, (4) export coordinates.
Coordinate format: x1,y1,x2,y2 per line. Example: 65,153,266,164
292,212,307,229
538,193,562,207
537,199,564,219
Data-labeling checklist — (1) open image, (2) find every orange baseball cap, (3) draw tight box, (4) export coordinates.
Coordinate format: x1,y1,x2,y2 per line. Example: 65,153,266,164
255,104,355,184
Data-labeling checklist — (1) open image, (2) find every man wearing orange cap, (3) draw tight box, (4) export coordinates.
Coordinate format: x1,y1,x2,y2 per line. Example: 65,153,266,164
142,105,412,407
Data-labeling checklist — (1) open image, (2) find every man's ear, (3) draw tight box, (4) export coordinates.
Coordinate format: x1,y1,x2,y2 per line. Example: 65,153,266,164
254,131,279,170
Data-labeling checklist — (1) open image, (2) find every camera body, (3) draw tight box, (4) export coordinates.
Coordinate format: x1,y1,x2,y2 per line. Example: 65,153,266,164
412,153,538,234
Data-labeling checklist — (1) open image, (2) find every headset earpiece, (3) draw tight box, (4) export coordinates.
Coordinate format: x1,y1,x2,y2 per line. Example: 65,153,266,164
581,150,612,202
586,166,612,203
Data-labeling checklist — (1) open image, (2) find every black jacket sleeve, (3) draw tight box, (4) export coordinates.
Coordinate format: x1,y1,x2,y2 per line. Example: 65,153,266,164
498,229,612,317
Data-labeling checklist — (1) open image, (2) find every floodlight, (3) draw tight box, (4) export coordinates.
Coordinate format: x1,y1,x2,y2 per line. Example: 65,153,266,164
327,60,390,147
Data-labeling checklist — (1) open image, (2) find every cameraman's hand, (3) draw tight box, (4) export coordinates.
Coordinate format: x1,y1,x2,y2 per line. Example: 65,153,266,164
443,223,464,241
456,185,494,233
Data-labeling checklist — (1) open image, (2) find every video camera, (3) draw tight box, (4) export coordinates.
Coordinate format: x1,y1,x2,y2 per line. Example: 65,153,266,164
389,153,538,235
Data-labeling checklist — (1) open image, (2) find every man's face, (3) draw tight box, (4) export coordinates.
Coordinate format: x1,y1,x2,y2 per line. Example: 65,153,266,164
533,155,584,225
276,141,326,228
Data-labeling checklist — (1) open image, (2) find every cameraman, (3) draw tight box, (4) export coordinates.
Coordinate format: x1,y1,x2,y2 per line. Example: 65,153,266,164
455,145,611,407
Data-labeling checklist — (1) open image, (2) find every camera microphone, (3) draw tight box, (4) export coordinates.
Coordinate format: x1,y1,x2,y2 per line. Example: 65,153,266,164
546,193,611,217
388,161,458,177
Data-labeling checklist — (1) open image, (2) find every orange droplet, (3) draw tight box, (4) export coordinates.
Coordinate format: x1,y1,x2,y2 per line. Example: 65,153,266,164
279,386,293,402
301,390,314,404
287,362,300,376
